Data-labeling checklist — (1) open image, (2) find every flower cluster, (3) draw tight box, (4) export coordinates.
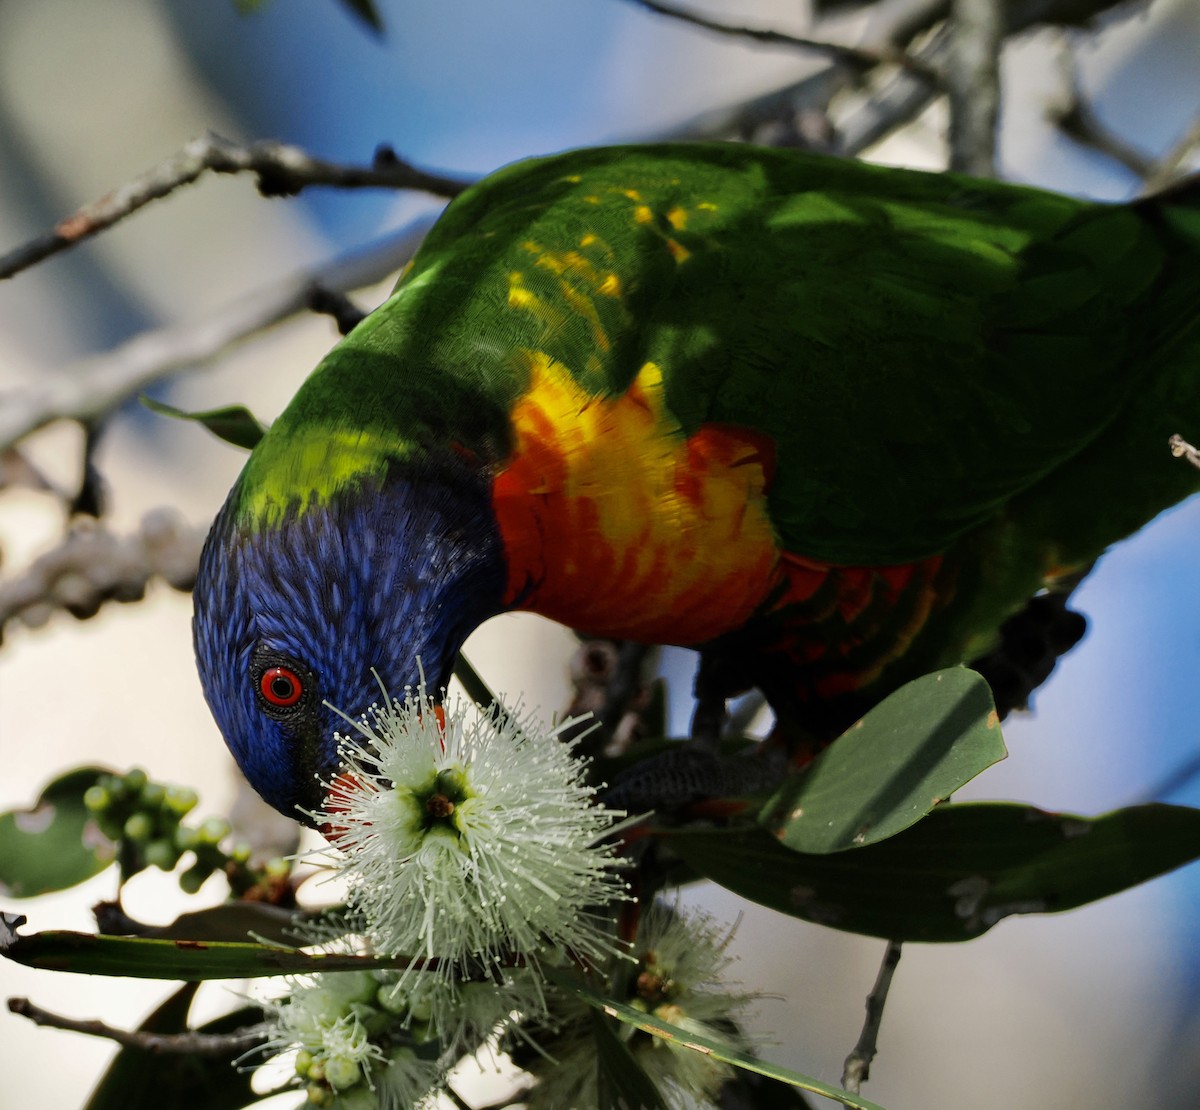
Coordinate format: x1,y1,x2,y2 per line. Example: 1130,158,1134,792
260,683,631,1106
317,687,627,970
524,903,756,1110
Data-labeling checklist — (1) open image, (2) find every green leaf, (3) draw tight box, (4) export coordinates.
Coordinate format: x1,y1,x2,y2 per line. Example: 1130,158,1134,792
671,801,1200,942
591,1008,668,1110
86,987,264,1110
761,668,1005,853
140,396,267,450
550,970,886,1110
132,901,303,945
0,768,115,897
0,924,425,980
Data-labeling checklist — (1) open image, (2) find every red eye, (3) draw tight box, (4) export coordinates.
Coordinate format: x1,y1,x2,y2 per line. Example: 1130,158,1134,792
260,666,303,708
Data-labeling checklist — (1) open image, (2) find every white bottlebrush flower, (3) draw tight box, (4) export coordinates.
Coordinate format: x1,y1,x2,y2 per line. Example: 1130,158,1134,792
316,684,627,970
526,903,756,1110
262,969,442,1109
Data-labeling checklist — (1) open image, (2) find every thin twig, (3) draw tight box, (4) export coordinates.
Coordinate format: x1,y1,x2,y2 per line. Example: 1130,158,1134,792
1048,39,1154,179
946,0,1003,175
0,211,438,452
7,996,269,1055
841,940,903,1093
622,0,937,77
0,132,469,281
1142,116,1200,194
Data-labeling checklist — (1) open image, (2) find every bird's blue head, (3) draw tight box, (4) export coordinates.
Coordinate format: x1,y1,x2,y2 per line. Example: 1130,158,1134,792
192,459,506,823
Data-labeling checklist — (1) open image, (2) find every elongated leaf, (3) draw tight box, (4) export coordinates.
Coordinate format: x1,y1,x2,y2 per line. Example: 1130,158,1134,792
762,668,1005,853
550,970,886,1110
672,802,1200,942
592,1008,668,1110
0,768,115,897
140,396,266,450
0,926,421,980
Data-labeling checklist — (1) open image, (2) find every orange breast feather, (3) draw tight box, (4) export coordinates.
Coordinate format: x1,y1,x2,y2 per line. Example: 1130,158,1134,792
491,354,782,645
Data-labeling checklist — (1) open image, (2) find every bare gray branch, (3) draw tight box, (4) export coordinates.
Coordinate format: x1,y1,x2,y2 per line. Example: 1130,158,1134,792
0,132,467,282
7,996,268,1055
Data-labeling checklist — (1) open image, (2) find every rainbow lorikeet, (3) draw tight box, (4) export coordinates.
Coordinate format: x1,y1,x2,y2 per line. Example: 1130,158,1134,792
192,142,1200,820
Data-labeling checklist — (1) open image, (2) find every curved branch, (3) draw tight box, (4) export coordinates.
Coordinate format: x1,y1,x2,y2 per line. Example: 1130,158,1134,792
0,132,469,281
7,996,268,1055
622,0,938,76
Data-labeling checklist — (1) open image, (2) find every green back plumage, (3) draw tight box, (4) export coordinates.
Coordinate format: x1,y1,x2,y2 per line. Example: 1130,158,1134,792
241,143,1200,577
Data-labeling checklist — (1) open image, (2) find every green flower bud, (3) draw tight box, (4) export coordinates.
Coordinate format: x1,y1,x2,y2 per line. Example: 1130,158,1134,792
123,768,148,794
294,1048,314,1077
174,825,199,852
140,782,166,810
83,784,111,813
143,839,179,871
199,816,231,844
179,865,208,894
164,785,199,817
323,1055,361,1091
122,812,154,843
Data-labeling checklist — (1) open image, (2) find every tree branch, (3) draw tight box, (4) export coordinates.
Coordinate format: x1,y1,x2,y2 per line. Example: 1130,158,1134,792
841,940,903,1093
0,132,469,281
947,0,1003,174
7,996,269,1055
0,212,437,452
1047,39,1154,179
621,0,938,77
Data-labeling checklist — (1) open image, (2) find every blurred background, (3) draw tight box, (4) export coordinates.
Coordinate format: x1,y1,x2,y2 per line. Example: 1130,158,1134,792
2,0,1200,1105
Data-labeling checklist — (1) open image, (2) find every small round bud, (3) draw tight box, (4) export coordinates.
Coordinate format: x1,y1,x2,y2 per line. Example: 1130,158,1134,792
122,812,154,844
179,865,207,894
323,1055,361,1091
144,839,179,871
124,768,148,794
305,1081,332,1106
199,816,231,844
376,982,407,1015
174,825,199,852
164,786,199,817
294,1049,314,1077
140,782,166,810
83,785,110,813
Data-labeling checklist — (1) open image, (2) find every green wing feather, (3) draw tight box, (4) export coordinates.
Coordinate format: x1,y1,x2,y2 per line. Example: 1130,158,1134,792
247,143,1200,575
